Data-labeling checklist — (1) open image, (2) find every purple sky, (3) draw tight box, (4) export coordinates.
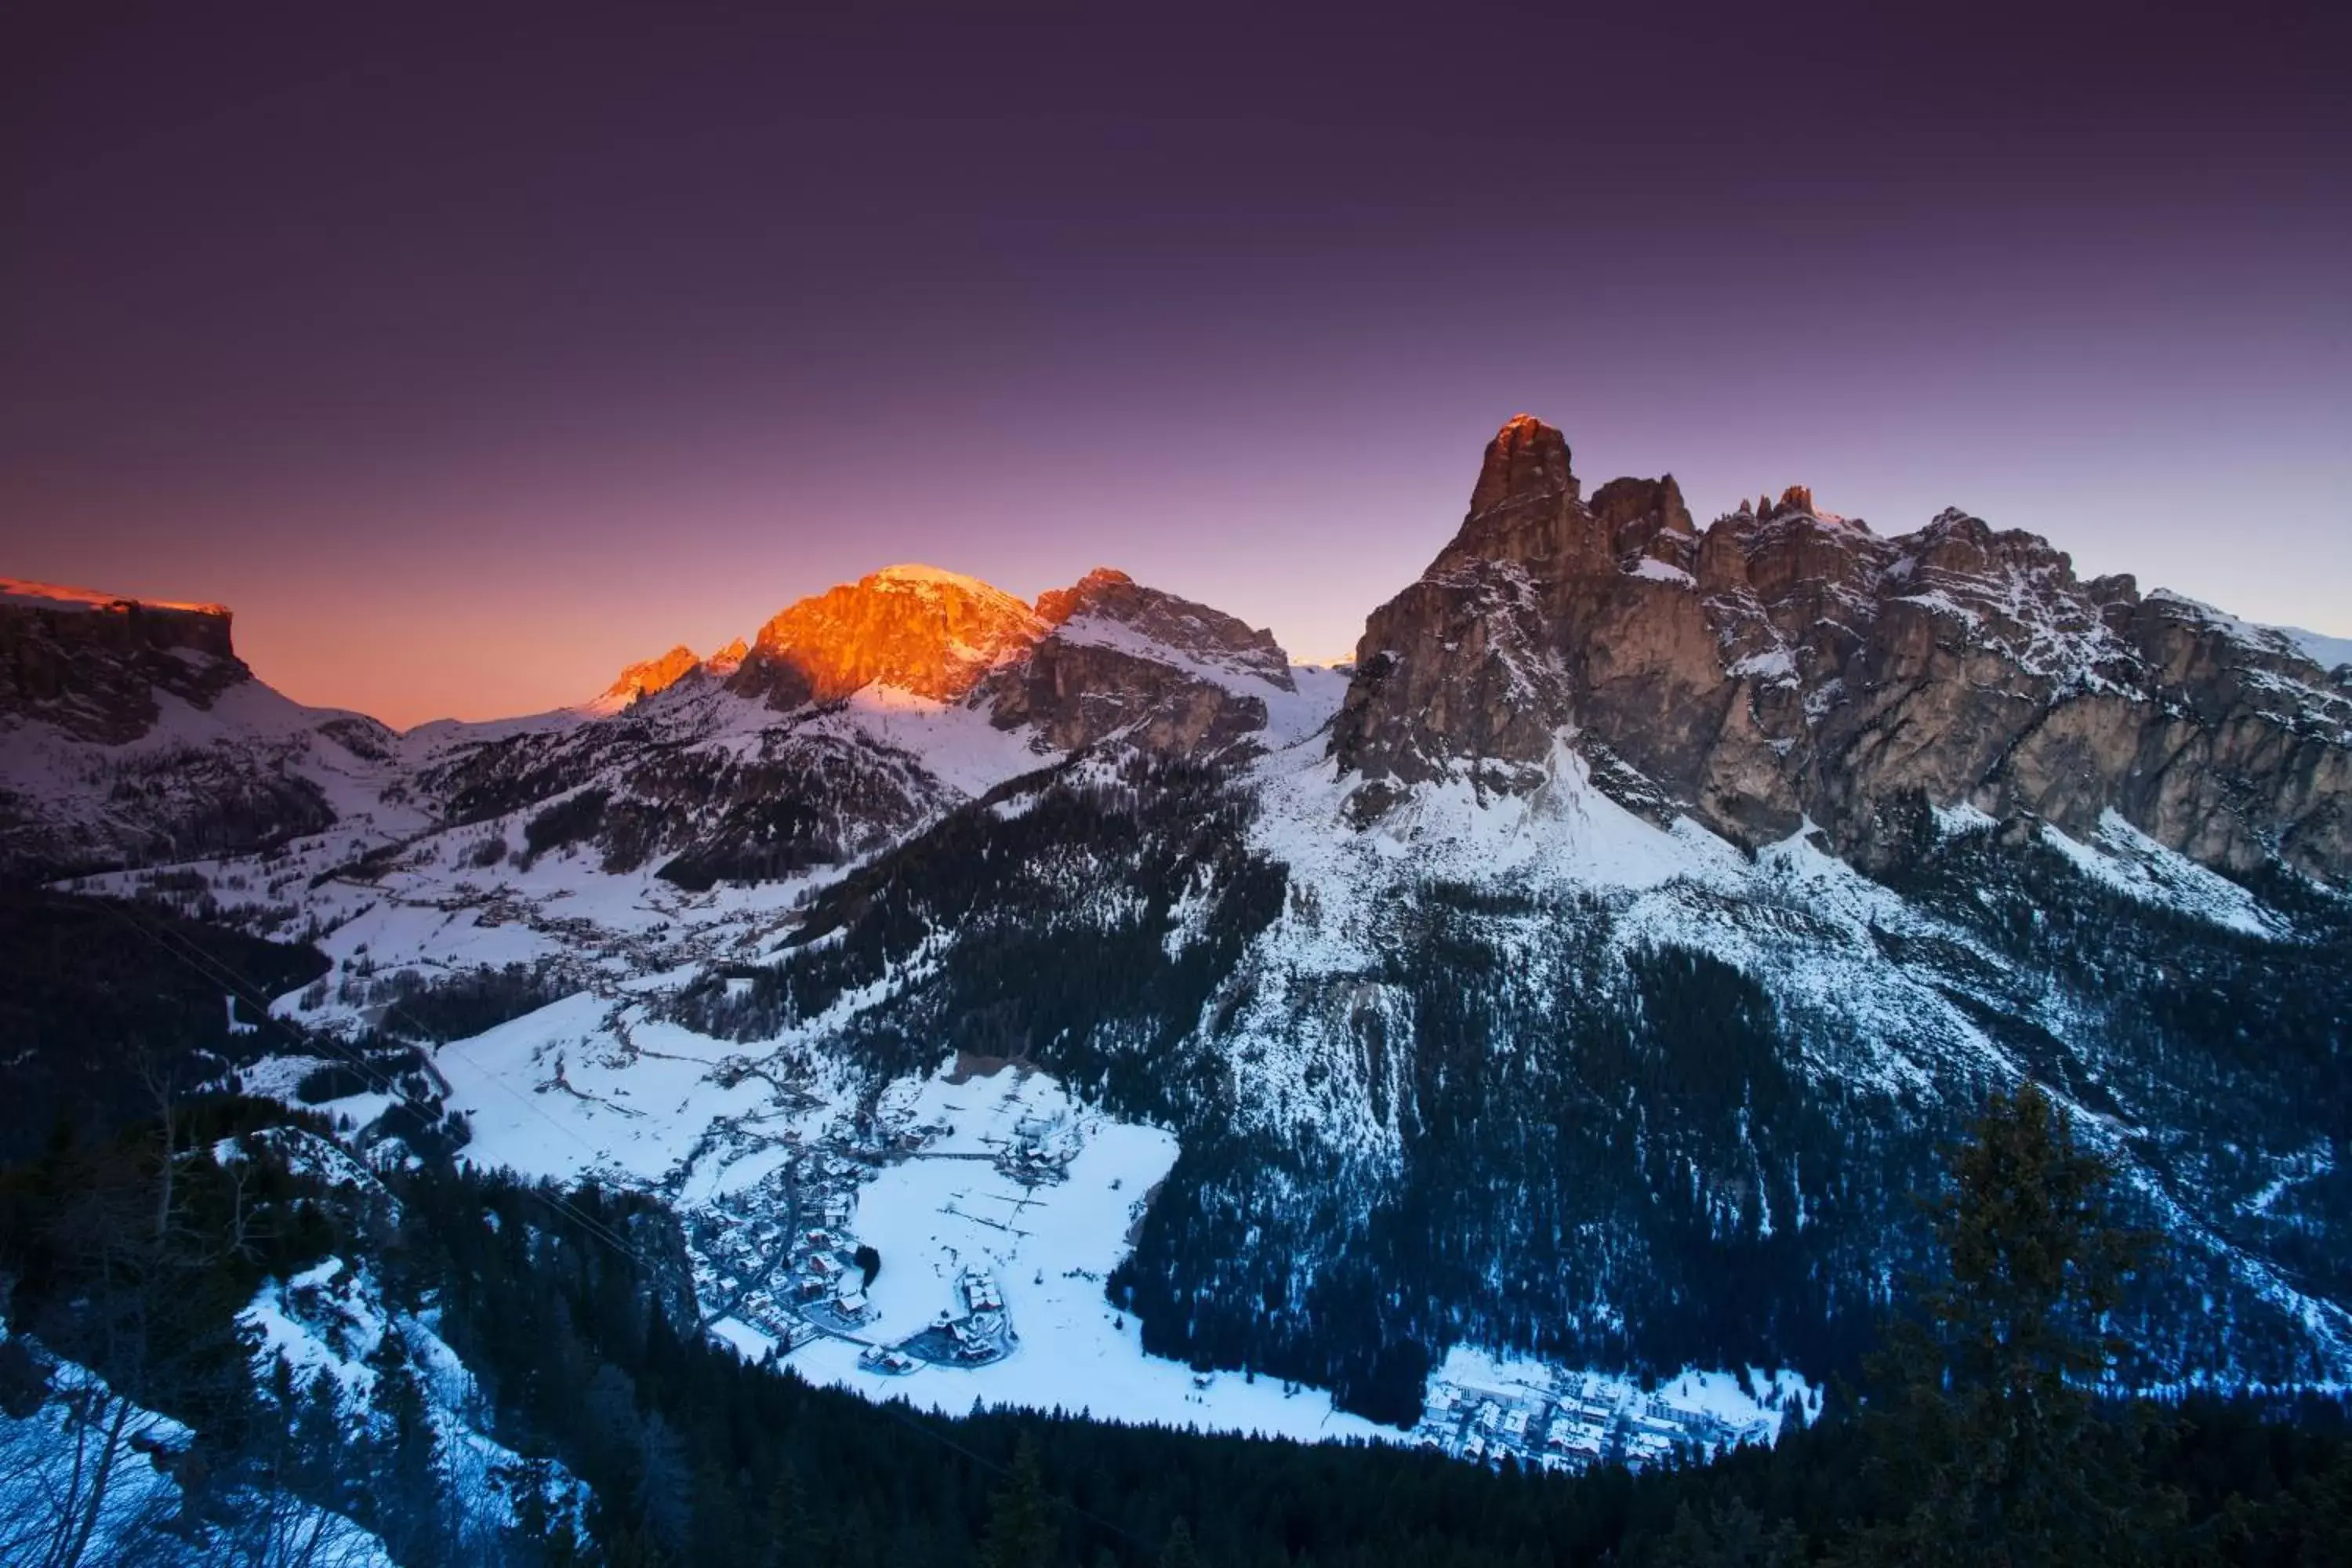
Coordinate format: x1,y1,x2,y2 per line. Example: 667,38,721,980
5,2,2347,727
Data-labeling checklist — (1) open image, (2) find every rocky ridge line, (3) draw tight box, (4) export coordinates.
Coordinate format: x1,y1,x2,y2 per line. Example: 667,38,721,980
1332,416,2352,883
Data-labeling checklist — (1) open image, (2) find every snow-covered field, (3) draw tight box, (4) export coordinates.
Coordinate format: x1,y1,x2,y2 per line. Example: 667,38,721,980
721,1069,1387,1444
294,937,1391,1445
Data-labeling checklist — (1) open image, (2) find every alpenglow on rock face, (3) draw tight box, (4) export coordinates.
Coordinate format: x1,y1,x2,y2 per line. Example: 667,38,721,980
601,644,704,708
410,561,1316,887
1,578,246,743
1333,416,2352,884
0,579,404,880
727,564,1049,708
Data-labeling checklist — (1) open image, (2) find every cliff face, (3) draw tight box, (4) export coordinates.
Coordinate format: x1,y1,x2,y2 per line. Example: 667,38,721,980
0,579,249,743
1332,418,2352,883
0,579,407,881
726,565,1047,709
986,568,1294,756
694,561,1301,759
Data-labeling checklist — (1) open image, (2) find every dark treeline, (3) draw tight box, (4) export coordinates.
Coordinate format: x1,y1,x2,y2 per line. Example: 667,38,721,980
8,1087,2352,1564
0,888,329,1163
339,959,574,1045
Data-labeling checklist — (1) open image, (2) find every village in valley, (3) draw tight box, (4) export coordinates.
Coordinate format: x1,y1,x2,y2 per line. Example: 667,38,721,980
669,1059,1809,1472
1410,1358,1800,1473
67,694,1820,1474
679,1065,1083,1380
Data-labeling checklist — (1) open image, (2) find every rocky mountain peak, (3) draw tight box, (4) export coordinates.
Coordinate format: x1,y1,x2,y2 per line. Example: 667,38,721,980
1590,474,1692,534
601,644,702,709
1468,415,1577,519
706,637,749,676
1031,568,1291,689
1433,415,1624,582
1032,567,1138,626
1,577,249,742
573,557,1305,762
725,564,1048,710
1590,475,1698,572
0,578,401,880
984,566,1303,755
1331,419,2352,884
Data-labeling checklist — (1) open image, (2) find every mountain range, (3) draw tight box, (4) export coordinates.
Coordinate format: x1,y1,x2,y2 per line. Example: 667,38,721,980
7,416,2350,1434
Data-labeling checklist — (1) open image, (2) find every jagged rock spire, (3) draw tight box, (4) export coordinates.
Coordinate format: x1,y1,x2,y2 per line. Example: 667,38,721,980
1332,414,2352,882
1468,414,1578,519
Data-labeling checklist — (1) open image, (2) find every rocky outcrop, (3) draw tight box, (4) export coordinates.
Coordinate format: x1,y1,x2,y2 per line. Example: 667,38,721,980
1035,568,1293,690
1332,417,2352,884
664,561,1301,760
0,579,403,881
988,638,1268,755
985,568,1294,755
601,644,703,709
603,637,752,710
0,579,248,743
727,564,1047,708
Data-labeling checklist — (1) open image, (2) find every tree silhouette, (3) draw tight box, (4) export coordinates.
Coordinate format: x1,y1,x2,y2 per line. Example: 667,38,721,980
1841,1080,2179,1566
979,1436,1057,1568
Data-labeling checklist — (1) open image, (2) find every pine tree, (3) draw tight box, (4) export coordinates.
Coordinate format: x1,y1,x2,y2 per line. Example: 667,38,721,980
367,1330,451,1563
766,1460,820,1566
1159,1515,1203,1567
979,1436,1058,1568
1838,1080,2180,1566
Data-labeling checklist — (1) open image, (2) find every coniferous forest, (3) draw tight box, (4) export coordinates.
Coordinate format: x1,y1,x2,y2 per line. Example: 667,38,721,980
12,821,2352,1561
8,1057,2352,1563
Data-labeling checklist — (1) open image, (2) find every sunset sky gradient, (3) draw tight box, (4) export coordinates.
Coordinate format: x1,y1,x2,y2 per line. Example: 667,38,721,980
5,2,2347,728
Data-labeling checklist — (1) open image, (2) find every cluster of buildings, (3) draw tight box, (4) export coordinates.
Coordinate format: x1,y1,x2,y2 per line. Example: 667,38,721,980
996,1105,1080,1182
682,1108,1037,1375
885,1267,1014,1369
682,1140,873,1350
792,1228,875,1329
1414,1369,1775,1473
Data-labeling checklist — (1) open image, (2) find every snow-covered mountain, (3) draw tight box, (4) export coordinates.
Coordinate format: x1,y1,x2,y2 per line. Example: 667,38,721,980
0,579,419,881
17,420,2352,1455
2280,624,2352,677
2,561,1328,888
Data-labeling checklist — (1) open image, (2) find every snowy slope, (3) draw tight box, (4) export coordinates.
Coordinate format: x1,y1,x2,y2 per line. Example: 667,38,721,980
2277,624,2352,674
2,674,426,877
0,1342,399,1566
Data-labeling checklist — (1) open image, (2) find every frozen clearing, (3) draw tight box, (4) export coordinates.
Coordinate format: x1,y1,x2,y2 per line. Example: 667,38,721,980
715,1066,1387,1444
437,995,775,1186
